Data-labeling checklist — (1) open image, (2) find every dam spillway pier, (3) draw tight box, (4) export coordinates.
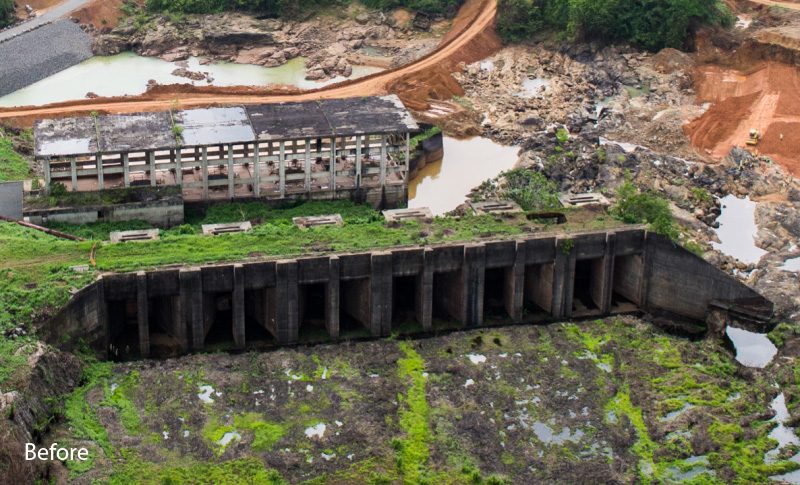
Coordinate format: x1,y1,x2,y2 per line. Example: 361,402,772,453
39,227,774,361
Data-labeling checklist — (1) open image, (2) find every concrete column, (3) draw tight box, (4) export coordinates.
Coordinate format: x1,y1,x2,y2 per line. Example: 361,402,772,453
275,261,299,345
180,268,204,350
227,144,234,199
70,157,77,191
380,135,387,186
122,154,129,188
463,244,486,326
404,132,410,183
504,240,526,322
279,141,286,197
326,256,340,339
598,234,616,314
253,142,261,197
175,149,182,187
232,264,245,349
553,237,576,319
355,135,362,189
416,248,434,330
43,159,51,192
370,251,393,337
96,154,104,190
202,147,209,200
170,293,187,352
330,136,336,193
304,139,311,192
136,271,150,358
148,151,156,187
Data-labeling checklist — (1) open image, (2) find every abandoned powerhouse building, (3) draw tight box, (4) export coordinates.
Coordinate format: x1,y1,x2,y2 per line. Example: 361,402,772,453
33,95,418,207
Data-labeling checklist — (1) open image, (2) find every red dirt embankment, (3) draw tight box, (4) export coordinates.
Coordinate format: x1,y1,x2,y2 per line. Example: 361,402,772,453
0,0,501,126
684,61,800,176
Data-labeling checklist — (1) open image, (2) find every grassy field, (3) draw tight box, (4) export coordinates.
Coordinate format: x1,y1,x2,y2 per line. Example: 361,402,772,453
0,134,32,182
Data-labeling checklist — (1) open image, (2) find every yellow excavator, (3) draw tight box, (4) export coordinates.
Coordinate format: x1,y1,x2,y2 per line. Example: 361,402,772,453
746,129,760,147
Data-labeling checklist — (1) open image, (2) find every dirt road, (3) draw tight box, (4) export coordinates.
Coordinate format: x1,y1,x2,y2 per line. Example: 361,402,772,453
0,0,92,43
0,0,498,124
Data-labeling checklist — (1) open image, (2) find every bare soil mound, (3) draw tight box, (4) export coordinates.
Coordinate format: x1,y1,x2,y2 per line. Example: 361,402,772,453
685,61,800,175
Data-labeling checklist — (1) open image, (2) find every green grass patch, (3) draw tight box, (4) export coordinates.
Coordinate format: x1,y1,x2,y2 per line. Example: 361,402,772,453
605,387,656,483
202,412,287,454
108,451,286,484
394,341,430,484
0,135,31,182
101,371,142,434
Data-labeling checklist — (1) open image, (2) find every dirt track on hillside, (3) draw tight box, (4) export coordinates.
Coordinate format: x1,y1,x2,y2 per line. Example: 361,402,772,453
685,62,800,176
0,0,500,126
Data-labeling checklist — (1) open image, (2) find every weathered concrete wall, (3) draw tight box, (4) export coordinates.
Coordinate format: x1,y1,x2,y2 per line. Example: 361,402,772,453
25,199,185,227
37,277,106,356
643,233,768,321
42,227,774,359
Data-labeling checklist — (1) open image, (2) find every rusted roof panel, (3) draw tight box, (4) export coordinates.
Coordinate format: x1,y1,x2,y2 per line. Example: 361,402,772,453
319,95,418,136
245,102,333,141
34,116,98,157
175,107,256,146
97,112,177,152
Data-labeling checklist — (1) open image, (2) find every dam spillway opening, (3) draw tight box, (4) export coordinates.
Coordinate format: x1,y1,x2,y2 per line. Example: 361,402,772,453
38,228,775,363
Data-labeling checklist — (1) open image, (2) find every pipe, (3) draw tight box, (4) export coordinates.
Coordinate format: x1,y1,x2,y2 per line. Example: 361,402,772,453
0,215,85,241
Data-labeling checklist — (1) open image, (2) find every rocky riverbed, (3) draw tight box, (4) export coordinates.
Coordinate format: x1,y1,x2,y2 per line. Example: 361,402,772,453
442,33,800,322
91,6,448,83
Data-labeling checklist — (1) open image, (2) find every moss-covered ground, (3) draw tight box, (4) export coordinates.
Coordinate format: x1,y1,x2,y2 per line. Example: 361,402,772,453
43,317,799,484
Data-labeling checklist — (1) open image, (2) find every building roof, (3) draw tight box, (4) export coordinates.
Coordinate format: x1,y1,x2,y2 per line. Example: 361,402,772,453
319,95,418,136
175,107,256,146
34,96,417,158
246,102,333,141
34,116,99,157
97,112,176,153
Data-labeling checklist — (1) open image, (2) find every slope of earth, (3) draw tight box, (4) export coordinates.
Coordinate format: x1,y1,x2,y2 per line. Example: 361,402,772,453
685,61,800,176
43,317,799,484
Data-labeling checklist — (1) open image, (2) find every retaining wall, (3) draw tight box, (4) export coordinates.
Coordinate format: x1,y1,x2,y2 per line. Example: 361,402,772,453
39,227,774,359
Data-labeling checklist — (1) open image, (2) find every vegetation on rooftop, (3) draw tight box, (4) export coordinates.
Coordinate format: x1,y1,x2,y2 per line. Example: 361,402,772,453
472,167,561,211
497,0,733,51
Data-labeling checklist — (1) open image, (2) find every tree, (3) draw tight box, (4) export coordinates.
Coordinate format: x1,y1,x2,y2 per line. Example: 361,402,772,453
0,0,15,28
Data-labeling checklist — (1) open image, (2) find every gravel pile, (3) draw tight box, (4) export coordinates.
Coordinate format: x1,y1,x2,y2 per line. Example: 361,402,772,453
0,20,92,98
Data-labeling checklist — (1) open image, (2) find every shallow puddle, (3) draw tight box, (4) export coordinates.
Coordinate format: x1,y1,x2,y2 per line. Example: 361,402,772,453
712,195,767,265
217,431,241,447
408,136,519,215
0,52,382,107
781,257,800,272
516,78,550,98
197,384,215,404
725,326,777,368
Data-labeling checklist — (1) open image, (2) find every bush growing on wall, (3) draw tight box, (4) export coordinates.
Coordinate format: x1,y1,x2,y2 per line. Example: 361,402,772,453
610,179,679,240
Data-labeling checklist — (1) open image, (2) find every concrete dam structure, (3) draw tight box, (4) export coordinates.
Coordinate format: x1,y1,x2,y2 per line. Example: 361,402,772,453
40,227,773,360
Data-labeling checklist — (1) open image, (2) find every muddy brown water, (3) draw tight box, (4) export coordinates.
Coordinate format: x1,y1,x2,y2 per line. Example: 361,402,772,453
408,136,520,215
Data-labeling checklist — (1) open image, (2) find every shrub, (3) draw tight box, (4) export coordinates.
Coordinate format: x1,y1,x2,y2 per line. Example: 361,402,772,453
610,179,678,240
495,168,560,211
